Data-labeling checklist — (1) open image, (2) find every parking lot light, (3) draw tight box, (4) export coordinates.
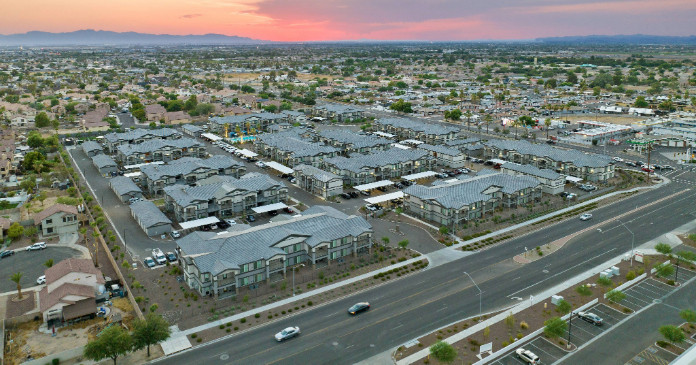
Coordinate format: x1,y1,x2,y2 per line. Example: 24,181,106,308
617,219,635,267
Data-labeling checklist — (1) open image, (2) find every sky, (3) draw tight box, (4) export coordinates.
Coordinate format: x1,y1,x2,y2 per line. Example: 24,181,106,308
2,0,695,41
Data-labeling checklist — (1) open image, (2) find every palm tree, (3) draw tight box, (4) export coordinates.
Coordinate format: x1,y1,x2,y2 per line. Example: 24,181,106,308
465,110,473,130
485,113,493,134
10,272,23,300
513,119,520,140
545,118,552,139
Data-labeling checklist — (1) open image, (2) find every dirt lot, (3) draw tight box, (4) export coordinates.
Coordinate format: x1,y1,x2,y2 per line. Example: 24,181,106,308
395,255,678,364
561,114,646,126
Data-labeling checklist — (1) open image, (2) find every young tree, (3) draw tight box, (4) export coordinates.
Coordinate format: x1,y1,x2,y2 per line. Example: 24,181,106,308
543,317,567,339
7,222,24,241
83,325,132,365
606,289,626,304
655,243,672,255
10,272,23,299
429,341,457,363
556,299,571,315
596,276,613,289
659,325,685,345
680,309,696,324
439,226,449,235
655,263,675,278
132,313,171,357
398,240,409,249
504,312,516,334
381,237,390,246
35,112,50,128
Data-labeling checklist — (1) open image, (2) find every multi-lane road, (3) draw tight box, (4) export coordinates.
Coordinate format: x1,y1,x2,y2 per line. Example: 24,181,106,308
158,171,696,364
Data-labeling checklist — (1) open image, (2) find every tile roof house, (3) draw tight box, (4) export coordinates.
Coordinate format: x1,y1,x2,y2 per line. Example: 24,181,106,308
39,258,105,323
164,172,288,222
33,203,79,237
176,205,372,297
145,104,167,121
140,155,246,197
404,173,541,226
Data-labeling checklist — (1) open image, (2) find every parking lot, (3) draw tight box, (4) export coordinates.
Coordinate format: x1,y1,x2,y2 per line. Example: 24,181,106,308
492,267,696,365
0,246,84,293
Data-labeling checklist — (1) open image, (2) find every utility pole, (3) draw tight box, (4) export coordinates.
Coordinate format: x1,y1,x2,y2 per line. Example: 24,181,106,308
567,308,573,349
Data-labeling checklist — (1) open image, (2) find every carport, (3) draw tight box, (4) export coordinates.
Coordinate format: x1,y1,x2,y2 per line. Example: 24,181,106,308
354,180,394,192
364,191,404,205
251,202,288,214
402,171,437,181
566,175,583,184
237,149,258,158
372,131,394,139
201,133,222,142
264,161,293,175
179,216,221,231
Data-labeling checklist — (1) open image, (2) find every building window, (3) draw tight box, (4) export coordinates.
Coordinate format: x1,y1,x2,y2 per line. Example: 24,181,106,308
256,273,263,282
294,243,301,252
47,227,54,234
222,273,228,280
46,219,52,225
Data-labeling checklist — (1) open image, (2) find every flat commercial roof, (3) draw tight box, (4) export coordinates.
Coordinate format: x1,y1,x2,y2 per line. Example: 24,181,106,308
251,202,288,213
123,161,165,170
179,216,221,230
354,180,394,191
566,176,583,183
264,161,293,174
238,149,258,158
201,133,222,141
402,171,437,180
364,191,404,205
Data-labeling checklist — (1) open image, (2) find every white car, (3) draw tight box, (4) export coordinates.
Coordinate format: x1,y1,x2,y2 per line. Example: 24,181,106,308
275,326,300,342
255,161,266,168
26,242,47,251
36,275,46,285
579,213,593,221
170,231,181,239
613,157,623,162
226,219,237,226
515,348,540,364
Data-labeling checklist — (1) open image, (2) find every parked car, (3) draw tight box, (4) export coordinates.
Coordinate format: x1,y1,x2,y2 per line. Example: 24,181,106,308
625,161,637,167
217,220,230,229
349,192,359,198
613,157,623,162
283,207,294,214
642,167,654,173
170,230,181,239
152,249,167,265
289,178,296,184
577,311,603,325
662,165,673,170
515,348,540,364
36,275,46,285
226,219,237,226
269,210,279,216
166,252,178,262
255,161,266,168
437,173,449,178
365,204,381,212
143,257,156,268
566,193,577,200
247,214,256,222
275,326,300,342
26,242,47,251
360,190,370,196
348,302,370,315
394,183,404,189
0,250,15,259
579,213,593,221
341,193,352,199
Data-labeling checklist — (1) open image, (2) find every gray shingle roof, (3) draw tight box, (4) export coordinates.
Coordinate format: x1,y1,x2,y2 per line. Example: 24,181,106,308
164,172,285,206
315,104,362,114
376,117,460,136
318,130,392,149
445,137,481,146
130,200,172,228
141,155,243,181
405,173,540,209
484,139,613,168
81,141,102,154
116,137,203,157
176,206,371,276
103,128,181,143
182,124,203,133
92,154,117,169
324,148,430,173
294,164,342,183
256,130,339,158
109,176,142,196
209,112,287,126
501,162,562,180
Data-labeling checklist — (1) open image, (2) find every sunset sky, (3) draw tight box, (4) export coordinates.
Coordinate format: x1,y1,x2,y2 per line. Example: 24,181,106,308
2,0,695,41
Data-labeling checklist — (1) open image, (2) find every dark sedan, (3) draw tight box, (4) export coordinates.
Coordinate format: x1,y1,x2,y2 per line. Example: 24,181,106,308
348,302,370,315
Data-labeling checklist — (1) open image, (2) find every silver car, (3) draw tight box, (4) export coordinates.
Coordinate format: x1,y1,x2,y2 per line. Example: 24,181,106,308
274,326,300,342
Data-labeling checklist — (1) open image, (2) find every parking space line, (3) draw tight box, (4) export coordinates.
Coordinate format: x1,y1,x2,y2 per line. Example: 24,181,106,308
590,306,624,322
641,280,673,292
629,284,666,299
621,295,648,310
623,292,652,305
529,341,562,361
573,322,603,337
641,281,673,294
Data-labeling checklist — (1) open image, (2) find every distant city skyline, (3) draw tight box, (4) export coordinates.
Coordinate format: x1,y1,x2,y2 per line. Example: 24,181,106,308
2,0,695,42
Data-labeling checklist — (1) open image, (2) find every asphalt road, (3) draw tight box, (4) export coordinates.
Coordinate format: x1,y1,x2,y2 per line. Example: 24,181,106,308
0,246,83,292
159,176,696,365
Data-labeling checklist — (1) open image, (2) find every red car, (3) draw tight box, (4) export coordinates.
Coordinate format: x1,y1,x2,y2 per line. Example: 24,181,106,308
642,167,654,173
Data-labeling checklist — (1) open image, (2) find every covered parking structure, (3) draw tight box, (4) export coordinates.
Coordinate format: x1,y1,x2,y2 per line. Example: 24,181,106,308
364,191,404,206
251,202,288,214
353,180,394,192
179,216,221,232
237,149,258,158
402,171,437,181
201,133,223,142
264,161,294,175
566,175,583,184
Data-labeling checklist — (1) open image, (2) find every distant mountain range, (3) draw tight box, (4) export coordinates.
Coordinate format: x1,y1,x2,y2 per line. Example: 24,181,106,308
536,34,696,45
0,29,267,46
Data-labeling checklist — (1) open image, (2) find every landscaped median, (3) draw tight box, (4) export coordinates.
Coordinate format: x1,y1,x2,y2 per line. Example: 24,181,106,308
395,252,686,365
176,255,430,347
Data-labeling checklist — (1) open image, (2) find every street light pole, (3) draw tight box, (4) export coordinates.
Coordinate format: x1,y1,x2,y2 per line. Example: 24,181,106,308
567,309,573,349
463,271,482,321
617,219,635,267
675,260,680,284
